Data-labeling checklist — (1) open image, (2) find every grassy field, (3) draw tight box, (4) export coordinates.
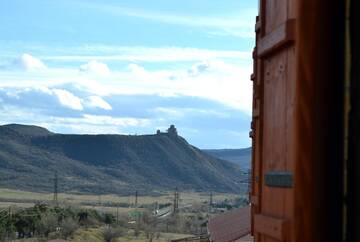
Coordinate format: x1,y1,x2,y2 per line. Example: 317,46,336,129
0,188,244,214
10,228,192,242
1,188,245,242
71,228,192,242
0,188,241,205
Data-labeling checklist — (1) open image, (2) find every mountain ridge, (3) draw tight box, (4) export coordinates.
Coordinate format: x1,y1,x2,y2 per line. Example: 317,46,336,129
202,147,251,170
0,124,246,195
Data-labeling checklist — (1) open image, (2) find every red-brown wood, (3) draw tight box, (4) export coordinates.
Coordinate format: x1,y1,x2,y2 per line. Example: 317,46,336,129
251,0,296,241
257,19,295,57
254,214,289,241
251,0,345,242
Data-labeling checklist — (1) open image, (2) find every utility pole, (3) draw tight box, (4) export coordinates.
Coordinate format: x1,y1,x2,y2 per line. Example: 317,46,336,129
8,206,12,220
116,206,119,224
134,190,140,236
154,201,158,214
53,171,58,206
135,190,138,208
209,192,213,213
177,189,179,212
173,187,179,213
173,189,176,213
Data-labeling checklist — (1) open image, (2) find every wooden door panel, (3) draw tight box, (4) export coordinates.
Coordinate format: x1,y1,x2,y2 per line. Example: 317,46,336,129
251,0,296,241
263,52,287,172
252,0,344,241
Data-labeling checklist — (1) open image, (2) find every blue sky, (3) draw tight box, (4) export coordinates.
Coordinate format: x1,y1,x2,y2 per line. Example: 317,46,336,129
0,0,257,148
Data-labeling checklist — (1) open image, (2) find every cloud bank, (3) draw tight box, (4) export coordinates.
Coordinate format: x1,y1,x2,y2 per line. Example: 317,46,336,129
0,48,253,148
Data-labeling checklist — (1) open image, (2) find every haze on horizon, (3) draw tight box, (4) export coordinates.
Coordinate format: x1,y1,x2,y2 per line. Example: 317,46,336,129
0,0,257,149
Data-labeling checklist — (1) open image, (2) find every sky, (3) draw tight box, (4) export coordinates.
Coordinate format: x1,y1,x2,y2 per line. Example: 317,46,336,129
0,0,257,149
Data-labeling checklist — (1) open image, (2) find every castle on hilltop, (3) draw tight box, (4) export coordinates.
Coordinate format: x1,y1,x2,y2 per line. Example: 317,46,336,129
156,125,178,136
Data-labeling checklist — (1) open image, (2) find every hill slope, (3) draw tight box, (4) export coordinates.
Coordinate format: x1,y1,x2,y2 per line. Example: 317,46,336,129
203,148,251,170
0,124,246,195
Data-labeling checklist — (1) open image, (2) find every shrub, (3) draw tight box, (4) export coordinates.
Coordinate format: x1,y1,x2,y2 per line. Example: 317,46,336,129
101,226,125,242
60,218,79,239
35,213,58,237
103,213,116,225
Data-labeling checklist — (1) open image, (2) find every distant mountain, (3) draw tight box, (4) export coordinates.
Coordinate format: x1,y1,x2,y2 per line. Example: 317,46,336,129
202,148,251,170
0,124,246,195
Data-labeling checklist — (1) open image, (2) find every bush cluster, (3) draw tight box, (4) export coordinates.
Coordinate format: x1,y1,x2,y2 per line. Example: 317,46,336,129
0,203,117,241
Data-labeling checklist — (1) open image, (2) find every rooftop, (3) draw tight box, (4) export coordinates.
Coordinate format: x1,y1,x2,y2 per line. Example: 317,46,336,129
208,206,251,242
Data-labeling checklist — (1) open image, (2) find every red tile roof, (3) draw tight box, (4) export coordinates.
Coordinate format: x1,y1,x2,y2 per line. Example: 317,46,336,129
208,206,251,242
235,234,253,242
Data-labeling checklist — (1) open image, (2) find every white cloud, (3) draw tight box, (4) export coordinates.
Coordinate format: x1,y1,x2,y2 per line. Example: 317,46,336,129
128,63,147,76
0,49,253,113
52,89,83,110
34,86,53,95
152,107,230,119
3,86,52,99
0,105,152,135
13,53,47,71
118,60,253,113
79,60,110,76
5,90,20,99
81,114,150,127
86,96,112,110
41,46,251,63
46,114,151,130
152,107,184,118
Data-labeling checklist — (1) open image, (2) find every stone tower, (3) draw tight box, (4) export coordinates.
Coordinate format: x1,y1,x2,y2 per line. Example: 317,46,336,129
167,125,178,136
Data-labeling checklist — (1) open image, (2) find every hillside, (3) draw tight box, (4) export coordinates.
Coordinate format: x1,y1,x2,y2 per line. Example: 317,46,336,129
0,124,246,195
202,148,251,170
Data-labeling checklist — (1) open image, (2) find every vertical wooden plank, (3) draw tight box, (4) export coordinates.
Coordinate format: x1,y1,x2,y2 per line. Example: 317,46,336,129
287,0,297,19
265,0,287,34
262,51,288,215
284,46,296,230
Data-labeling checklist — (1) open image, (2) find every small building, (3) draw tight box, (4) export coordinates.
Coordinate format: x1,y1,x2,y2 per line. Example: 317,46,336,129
167,124,178,136
156,125,178,136
208,206,252,242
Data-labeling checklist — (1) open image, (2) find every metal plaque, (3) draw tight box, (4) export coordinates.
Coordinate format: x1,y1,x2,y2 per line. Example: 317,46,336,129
265,171,293,188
